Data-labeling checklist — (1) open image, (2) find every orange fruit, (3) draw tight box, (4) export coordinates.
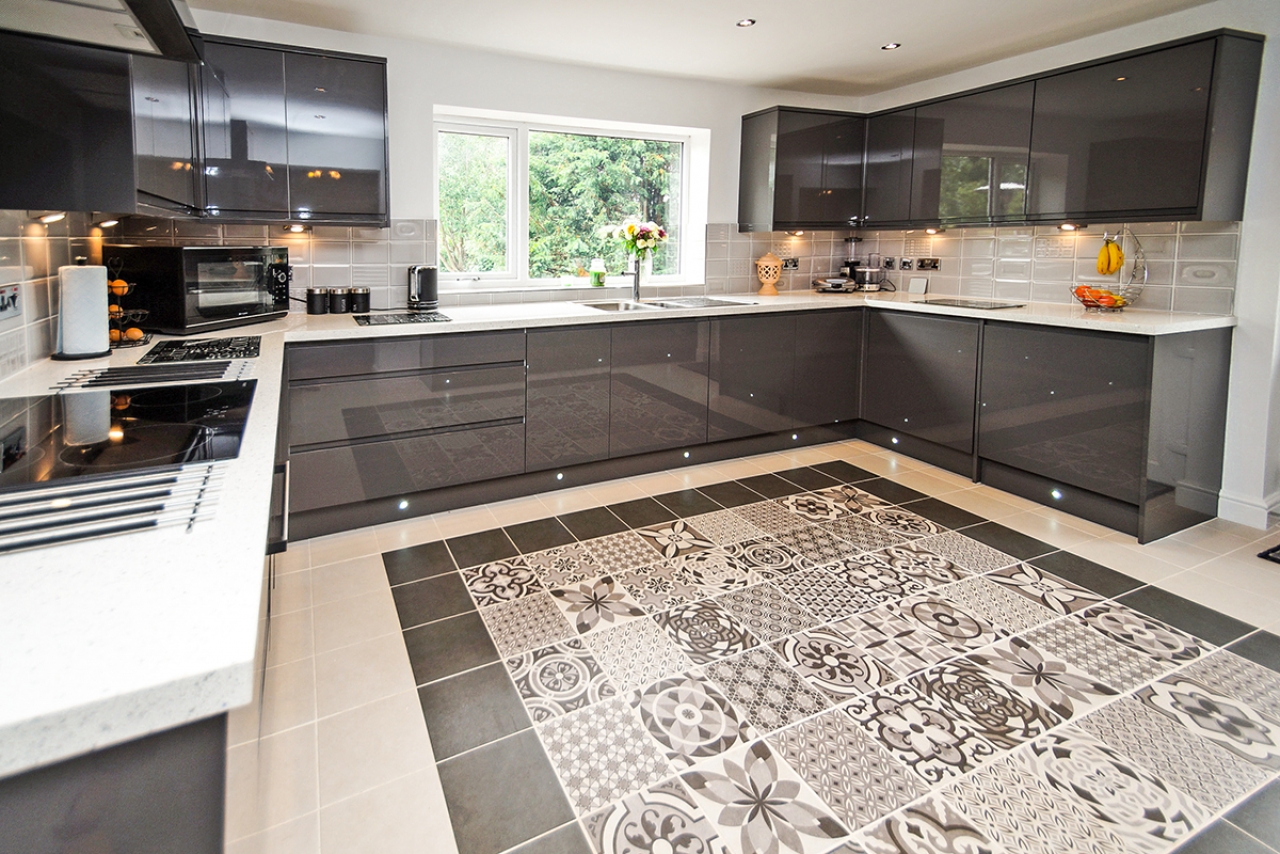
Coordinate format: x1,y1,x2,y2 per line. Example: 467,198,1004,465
109,328,122,343
109,279,129,296
124,327,145,341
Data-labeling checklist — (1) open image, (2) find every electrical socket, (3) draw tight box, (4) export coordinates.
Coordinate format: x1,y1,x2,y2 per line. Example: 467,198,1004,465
900,258,914,270
916,258,940,271
782,258,799,270
883,258,896,270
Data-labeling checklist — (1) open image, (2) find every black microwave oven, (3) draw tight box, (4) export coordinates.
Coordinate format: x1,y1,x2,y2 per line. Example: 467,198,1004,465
102,245,291,334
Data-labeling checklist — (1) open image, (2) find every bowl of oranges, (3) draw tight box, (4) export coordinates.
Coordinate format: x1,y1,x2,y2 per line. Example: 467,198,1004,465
1072,285,1134,311
1070,233,1146,311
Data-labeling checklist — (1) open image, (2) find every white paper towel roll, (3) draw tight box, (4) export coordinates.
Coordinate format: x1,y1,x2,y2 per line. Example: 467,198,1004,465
56,264,109,359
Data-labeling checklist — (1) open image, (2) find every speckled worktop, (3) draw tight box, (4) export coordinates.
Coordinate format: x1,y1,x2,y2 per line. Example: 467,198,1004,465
0,291,1235,779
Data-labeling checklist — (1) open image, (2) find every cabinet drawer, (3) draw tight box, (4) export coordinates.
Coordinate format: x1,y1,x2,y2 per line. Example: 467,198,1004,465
288,331,525,380
289,423,525,513
289,365,525,447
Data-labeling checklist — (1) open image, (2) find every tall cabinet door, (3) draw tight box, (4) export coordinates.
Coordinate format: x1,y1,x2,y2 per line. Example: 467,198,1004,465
862,109,916,226
793,310,861,427
132,54,198,211
283,52,388,219
820,115,865,226
610,320,709,457
200,42,290,217
708,314,796,442
1027,39,1216,220
863,312,979,452
774,110,829,227
526,327,611,472
910,82,1033,224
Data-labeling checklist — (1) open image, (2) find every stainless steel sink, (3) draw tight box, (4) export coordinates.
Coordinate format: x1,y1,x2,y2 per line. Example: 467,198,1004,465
575,299,662,312
649,297,756,309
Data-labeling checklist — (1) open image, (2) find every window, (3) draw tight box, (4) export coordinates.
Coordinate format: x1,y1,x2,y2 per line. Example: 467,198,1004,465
436,114,690,285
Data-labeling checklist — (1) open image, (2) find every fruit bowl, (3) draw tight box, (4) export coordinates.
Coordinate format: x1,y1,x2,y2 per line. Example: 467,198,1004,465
1071,284,1140,312
1071,228,1148,312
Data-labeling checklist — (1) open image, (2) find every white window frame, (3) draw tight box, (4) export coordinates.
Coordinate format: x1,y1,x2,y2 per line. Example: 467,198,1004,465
434,108,699,289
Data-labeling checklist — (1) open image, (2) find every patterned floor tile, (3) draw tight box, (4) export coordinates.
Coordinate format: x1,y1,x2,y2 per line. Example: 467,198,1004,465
1074,602,1210,668
479,592,577,656
681,739,850,854
891,592,1011,652
833,606,958,677
1178,648,1280,723
909,658,1060,751
585,531,666,573
584,777,724,854
911,532,1019,573
1022,726,1210,853
945,749,1133,854
824,554,929,610
844,682,999,785
719,538,817,580
703,647,830,734
1024,616,1166,692
654,600,759,665
522,542,604,589
550,575,649,635
505,637,616,722
819,516,909,555
850,793,1002,854
816,484,895,515
1136,674,1280,771
773,625,899,702
768,708,928,829
773,525,867,565
859,508,945,540
616,561,706,614
586,617,696,691
713,583,820,642
732,500,814,536
938,576,1057,634
969,635,1119,721
686,508,766,546
773,567,881,622
461,557,545,607
866,541,972,588
779,492,854,523
667,547,758,594
1076,696,1272,812
636,518,716,559
537,694,674,814
986,562,1106,616
630,671,757,768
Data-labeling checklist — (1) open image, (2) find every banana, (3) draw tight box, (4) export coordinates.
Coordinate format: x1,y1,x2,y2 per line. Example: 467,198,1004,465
1097,243,1111,276
1108,240,1124,275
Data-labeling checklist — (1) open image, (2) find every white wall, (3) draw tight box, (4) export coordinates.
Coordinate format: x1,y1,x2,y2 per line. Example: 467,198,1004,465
856,0,1280,529
190,9,860,224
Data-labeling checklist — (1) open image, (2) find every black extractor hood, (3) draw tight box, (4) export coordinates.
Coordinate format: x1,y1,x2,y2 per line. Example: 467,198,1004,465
0,0,200,61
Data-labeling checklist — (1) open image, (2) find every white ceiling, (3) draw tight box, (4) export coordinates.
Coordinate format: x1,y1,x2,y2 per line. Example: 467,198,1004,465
186,0,1216,95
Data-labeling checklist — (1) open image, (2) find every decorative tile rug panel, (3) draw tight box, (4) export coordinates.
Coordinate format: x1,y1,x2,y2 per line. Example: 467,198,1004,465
382,466,1280,854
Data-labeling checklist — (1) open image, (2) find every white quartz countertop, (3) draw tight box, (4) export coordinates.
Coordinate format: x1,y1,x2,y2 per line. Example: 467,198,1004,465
0,290,1236,779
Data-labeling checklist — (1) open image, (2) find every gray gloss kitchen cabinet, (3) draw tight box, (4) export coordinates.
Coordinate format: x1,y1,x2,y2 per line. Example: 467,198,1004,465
200,37,389,224
708,314,796,442
793,310,862,427
910,82,1034,225
526,326,611,472
610,320,709,457
131,54,200,214
738,108,864,231
862,109,916,227
863,311,980,463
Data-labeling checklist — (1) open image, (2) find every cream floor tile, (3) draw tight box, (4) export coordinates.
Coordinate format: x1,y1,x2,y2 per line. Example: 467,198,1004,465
271,569,312,616
933,487,1025,521
783,445,846,464
628,471,687,495
274,541,311,574
308,530,381,568
374,517,441,553
886,468,973,497
738,452,794,473
1027,505,1118,539
534,486,600,515
226,811,320,854
1169,519,1263,553
265,609,314,669
709,458,774,479
836,439,882,456
868,449,931,470
1241,526,1280,553
585,479,649,505
1119,535,1219,570
310,554,389,607
225,723,319,841
967,484,1044,512
259,657,318,738
432,505,501,539
996,510,1100,550
316,691,434,806
314,632,416,719
319,769,458,854
1156,569,1280,629
850,452,920,478
487,495,555,527
1194,554,1280,602
1069,537,1183,584
312,588,400,655
667,464,734,490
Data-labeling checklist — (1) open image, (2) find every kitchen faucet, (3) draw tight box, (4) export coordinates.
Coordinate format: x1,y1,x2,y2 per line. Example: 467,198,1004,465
621,267,640,302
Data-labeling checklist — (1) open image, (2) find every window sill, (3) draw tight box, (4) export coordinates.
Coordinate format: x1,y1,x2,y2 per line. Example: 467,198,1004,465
438,281,703,296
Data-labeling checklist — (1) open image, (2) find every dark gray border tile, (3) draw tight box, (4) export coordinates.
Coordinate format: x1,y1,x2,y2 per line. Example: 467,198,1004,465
1118,586,1255,647
856,478,927,505
448,529,519,569
696,480,764,508
654,488,723,518
1225,778,1280,849
504,518,576,553
418,662,531,759
503,822,593,854
607,497,677,528
1029,550,1143,599
775,466,842,491
383,540,456,586
738,472,807,498
405,611,500,685
900,497,984,530
810,460,878,483
1172,820,1274,854
392,572,475,629
558,507,628,539
1229,631,1280,674
962,521,1055,560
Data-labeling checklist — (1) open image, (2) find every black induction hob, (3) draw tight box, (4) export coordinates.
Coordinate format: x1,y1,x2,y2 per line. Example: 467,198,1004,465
137,336,261,363
0,380,256,495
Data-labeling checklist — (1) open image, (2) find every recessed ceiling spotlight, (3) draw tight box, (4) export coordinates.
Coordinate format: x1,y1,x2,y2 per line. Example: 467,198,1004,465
1114,76,1127,81
97,219,119,228
736,18,756,27
1057,222,1087,232
881,42,901,50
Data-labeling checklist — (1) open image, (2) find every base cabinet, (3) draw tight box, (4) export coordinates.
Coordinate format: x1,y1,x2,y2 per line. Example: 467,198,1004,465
709,315,796,441
526,327,611,472
793,310,862,426
609,320,709,457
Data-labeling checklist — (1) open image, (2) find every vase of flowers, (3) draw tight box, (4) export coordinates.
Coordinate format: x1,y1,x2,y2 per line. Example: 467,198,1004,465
606,220,668,295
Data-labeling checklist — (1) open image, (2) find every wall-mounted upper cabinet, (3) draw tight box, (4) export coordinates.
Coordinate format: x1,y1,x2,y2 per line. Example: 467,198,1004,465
200,37,389,225
861,109,915,227
910,82,1034,225
131,53,200,215
738,107,864,232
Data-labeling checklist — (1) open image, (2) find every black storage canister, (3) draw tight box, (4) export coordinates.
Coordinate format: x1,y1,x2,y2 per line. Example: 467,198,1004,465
306,287,329,314
328,288,351,314
349,287,370,313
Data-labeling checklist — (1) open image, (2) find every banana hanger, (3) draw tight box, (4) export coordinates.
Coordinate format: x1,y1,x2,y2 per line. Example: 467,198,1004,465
1102,226,1149,288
